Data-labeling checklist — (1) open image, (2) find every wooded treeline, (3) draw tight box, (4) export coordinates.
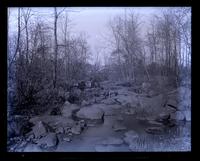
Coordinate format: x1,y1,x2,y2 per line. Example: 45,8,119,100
8,8,93,114
8,7,191,115
105,8,191,84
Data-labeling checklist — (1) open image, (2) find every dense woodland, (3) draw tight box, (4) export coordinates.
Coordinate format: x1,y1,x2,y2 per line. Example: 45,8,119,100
7,7,191,152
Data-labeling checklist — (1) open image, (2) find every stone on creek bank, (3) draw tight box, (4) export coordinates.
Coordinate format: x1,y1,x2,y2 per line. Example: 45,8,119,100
76,105,104,120
145,126,165,135
36,133,58,148
112,123,127,131
29,116,74,129
32,121,48,138
61,101,80,117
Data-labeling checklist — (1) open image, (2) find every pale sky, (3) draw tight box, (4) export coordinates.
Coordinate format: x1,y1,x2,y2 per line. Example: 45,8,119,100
8,7,180,65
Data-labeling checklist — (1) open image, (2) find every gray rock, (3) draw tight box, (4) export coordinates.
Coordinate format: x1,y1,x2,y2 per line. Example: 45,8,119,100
63,137,71,142
64,126,71,134
61,103,80,118
63,101,71,106
101,98,116,105
17,141,28,149
32,121,47,138
70,125,82,135
145,127,165,135
26,134,35,142
76,105,104,120
165,106,177,114
37,133,58,148
81,100,90,106
87,123,95,127
156,113,170,122
148,120,163,126
68,133,72,136
78,120,86,128
30,116,74,129
55,127,64,134
112,123,127,131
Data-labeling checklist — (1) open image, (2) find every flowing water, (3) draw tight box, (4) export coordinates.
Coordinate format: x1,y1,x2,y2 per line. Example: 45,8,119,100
56,111,191,152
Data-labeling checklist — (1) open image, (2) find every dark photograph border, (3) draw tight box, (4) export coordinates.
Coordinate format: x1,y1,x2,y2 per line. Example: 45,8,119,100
0,0,193,161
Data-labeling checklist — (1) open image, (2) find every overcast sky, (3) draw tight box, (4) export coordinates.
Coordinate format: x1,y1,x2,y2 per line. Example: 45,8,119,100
8,7,182,65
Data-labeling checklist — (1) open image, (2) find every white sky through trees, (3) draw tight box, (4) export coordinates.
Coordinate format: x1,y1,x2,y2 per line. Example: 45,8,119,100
8,7,190,65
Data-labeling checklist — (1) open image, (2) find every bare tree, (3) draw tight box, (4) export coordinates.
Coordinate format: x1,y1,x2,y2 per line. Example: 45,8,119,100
21,8,32,64
53,7,65,88
108,11,144,82
9,8,21,69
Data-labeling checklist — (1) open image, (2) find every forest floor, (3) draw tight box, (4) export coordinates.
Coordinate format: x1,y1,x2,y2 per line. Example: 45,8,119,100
7,80,191,152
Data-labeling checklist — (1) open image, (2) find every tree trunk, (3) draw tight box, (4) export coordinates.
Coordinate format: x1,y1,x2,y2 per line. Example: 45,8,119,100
53,7,58,88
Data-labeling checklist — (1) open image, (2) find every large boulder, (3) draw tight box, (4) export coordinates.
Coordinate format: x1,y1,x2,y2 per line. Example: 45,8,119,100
37,133,58,148
145,126,165,135
155,113,171,123
112,123,127,131
76,105,104,120
70,124,82,135
32,121,48,138
29,116,74,132
81,100,90,106
101,98,117,105
61,101,80,118
55,127,64,134
113,95,139,107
